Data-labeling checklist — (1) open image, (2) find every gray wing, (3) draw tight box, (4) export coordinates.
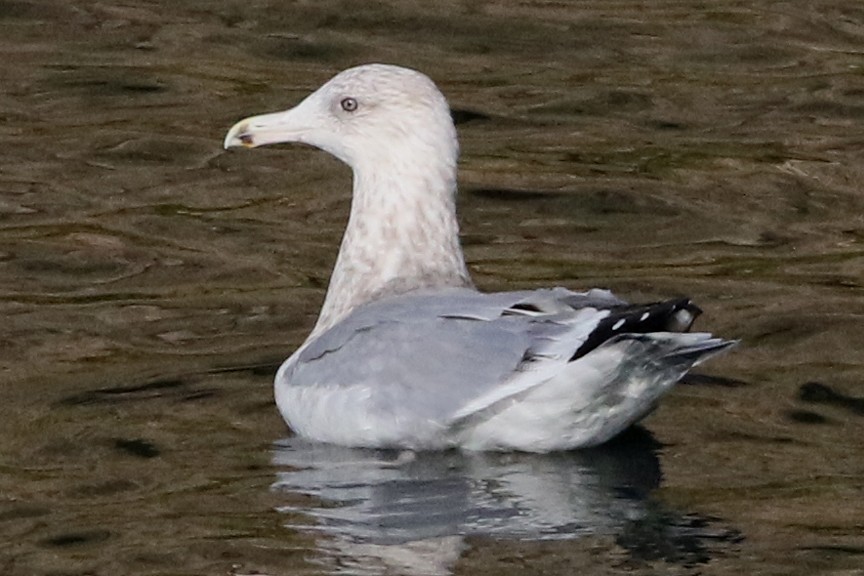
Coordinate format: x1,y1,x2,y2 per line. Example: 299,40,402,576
284,286,689,424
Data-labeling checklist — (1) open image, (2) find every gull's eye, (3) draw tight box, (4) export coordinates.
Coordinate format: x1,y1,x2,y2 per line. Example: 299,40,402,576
340,97,358,112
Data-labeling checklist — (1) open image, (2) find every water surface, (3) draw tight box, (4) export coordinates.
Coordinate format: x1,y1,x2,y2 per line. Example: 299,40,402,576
1,1,863,574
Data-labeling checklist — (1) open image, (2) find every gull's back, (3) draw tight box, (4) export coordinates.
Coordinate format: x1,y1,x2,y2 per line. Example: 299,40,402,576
276,287,733,452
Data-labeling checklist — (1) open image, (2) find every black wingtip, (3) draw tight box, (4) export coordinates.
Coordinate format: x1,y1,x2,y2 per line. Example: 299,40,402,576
570,297,706,361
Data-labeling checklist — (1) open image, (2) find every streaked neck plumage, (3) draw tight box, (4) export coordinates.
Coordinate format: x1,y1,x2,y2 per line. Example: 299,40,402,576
310,150,473,339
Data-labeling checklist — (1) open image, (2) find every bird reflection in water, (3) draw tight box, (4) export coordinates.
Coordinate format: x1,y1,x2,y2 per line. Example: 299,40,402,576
271,428,735,575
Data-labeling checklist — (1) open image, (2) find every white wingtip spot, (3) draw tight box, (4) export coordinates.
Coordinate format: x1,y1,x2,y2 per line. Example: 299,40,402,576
670,309,696,332
640,312,650,321
612,319,626,330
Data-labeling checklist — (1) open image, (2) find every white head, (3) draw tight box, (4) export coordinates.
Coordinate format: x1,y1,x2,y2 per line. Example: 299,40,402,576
224,64,459,173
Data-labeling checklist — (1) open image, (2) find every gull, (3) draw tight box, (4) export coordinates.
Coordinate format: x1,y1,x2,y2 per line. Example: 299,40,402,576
224,64,734,452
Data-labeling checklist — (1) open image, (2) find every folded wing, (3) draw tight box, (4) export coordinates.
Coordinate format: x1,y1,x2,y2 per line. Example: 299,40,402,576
278,287,734,450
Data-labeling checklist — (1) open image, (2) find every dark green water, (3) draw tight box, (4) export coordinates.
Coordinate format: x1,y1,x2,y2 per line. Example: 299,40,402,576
1,1,863,574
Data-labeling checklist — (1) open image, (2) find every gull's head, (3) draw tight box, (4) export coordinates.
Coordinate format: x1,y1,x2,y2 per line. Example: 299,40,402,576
224,64,458,170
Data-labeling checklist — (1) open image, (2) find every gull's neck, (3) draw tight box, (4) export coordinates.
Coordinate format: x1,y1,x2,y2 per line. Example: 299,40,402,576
310,156,472,338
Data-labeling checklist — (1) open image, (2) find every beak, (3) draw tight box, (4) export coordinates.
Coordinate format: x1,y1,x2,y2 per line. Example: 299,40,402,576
223,104,314,150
